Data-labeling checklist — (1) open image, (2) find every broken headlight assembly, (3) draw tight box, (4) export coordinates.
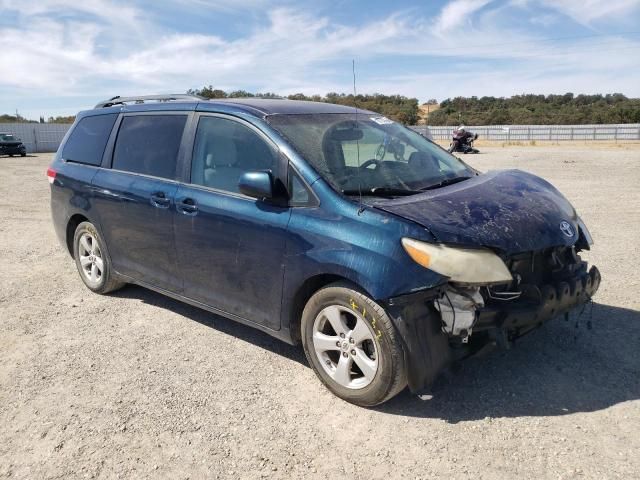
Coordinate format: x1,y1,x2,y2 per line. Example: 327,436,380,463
401,238,512,285
401,238,513,341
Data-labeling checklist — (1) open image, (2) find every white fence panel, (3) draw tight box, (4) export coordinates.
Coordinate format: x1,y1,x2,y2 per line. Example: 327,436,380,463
1,123,72,153
413,124,640,141
2,122,640,154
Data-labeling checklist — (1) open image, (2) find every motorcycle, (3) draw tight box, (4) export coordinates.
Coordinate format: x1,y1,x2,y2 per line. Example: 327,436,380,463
448,131,479,154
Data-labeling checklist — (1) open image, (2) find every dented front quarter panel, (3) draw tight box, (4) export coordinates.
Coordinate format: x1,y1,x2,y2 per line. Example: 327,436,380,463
279,176,449,336
282,178,446,299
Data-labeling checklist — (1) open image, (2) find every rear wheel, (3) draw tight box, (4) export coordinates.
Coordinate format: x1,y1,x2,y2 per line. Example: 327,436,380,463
301,282,406,406
73,221,124,294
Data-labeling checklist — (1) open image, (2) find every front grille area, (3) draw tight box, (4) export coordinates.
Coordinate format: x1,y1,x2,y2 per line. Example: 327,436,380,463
504,246,587,289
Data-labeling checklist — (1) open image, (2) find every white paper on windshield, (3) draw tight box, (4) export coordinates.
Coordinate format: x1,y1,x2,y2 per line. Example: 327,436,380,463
370,116,394,125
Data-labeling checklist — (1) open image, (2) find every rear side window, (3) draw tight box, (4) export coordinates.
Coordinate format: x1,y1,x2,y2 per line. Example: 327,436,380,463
112,115,187,179
62,114,117,165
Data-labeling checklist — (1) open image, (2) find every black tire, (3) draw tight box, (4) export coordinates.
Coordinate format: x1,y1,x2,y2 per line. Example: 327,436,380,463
72,221,125,294
20,153,26,157
301,282,406,406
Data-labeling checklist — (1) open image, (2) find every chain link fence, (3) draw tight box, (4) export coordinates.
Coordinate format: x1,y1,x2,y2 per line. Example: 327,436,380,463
411,124,640,141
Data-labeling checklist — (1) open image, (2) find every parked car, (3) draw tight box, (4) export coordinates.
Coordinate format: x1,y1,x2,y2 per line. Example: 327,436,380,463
0,132,27,156
48,95,600,406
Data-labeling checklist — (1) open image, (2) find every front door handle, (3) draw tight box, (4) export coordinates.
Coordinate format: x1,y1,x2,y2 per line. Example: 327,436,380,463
177,197,198,216
150,191,170,209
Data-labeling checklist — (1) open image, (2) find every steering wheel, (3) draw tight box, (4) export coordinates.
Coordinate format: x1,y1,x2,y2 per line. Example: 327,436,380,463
360,158,382,170
337,159,382,187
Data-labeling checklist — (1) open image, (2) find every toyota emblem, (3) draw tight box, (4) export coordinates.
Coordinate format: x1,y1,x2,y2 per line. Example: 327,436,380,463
559,221,574,237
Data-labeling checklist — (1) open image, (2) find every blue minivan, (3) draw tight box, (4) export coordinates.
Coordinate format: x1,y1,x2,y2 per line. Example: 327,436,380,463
49,95,600,406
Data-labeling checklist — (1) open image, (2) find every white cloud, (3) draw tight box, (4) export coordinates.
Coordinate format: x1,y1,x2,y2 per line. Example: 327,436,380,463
1,0,144,28
540,0,640,25
433,0,494,34
1,0,639,118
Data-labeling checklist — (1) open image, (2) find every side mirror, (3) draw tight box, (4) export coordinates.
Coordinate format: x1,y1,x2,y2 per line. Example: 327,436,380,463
238,171,273,200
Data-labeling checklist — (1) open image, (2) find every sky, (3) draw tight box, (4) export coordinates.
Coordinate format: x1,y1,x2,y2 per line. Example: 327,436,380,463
1,0,639,119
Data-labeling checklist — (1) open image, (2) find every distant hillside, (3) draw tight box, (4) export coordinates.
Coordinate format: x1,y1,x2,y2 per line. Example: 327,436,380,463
417,102,440,125
428,93,640,125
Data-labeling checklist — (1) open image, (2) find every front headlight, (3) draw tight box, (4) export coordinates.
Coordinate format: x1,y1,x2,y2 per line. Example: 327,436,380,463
401,238,512,284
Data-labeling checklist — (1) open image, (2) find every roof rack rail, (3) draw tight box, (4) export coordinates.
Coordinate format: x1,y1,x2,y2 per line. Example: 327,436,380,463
94,94,204,109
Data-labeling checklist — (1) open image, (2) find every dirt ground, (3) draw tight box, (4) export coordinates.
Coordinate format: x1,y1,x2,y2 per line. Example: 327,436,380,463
1,146,639,479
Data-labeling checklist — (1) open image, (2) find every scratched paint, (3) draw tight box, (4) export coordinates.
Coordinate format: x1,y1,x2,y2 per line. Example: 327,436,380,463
373,169,580,254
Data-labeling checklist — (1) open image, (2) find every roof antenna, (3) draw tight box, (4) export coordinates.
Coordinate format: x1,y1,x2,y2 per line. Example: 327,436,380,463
352,59,365,215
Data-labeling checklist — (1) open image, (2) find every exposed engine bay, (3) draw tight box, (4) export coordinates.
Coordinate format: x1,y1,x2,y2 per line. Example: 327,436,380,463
434,246,601,345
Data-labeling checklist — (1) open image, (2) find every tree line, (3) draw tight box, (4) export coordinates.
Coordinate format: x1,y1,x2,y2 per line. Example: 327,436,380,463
428,93,640,125
3,91,638,126
0,114,76,124
187,86,421,124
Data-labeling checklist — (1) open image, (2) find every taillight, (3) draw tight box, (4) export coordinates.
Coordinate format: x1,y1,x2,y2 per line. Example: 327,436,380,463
46,167,57,184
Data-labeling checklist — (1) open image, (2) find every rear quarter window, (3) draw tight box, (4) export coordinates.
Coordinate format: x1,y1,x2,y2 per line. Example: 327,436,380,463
62,114,118,165
112,115,187,180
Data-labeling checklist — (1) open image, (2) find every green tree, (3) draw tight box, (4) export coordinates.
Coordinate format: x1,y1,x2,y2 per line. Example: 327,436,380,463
427,93,640,125
187,87,420,124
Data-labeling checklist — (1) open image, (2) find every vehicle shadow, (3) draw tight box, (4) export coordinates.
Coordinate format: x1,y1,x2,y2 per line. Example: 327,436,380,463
378,302,640,422
112,284,306,365
114,285,639,421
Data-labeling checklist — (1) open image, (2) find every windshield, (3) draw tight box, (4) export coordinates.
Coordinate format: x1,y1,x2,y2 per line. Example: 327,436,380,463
0,134,17,141
266,113,474,195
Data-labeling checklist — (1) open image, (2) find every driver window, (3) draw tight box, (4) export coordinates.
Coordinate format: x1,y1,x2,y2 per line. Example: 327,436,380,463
191,116,278,193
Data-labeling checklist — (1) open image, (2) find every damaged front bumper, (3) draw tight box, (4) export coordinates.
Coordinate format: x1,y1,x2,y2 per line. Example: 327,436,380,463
475,265,600,337
383,257,601,395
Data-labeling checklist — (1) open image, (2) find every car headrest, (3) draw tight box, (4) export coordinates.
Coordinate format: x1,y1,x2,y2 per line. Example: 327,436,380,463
408,151,441,177
408,151,434,168
205,137,237,168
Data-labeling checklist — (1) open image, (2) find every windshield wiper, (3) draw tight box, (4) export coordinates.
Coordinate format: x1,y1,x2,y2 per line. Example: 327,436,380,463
420,176,472,191
342,187,421,197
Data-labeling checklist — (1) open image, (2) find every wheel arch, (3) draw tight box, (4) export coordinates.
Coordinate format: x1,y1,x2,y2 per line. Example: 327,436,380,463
66,213,90,257
286,273,373,345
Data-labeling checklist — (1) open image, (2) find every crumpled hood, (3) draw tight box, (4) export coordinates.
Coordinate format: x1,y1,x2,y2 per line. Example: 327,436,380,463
374,170,579,254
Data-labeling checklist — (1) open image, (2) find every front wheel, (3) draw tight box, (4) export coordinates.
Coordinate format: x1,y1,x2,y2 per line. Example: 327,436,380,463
73,221,125,294
301,282,406,406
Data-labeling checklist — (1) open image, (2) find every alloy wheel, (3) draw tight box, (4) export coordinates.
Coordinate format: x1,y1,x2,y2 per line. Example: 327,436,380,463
312,305,379,389
78,232,103,284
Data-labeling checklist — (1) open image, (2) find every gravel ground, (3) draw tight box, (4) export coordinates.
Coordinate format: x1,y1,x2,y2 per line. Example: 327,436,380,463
1,146,639,479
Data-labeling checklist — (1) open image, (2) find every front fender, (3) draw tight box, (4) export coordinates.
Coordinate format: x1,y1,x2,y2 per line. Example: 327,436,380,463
280,202,446,347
